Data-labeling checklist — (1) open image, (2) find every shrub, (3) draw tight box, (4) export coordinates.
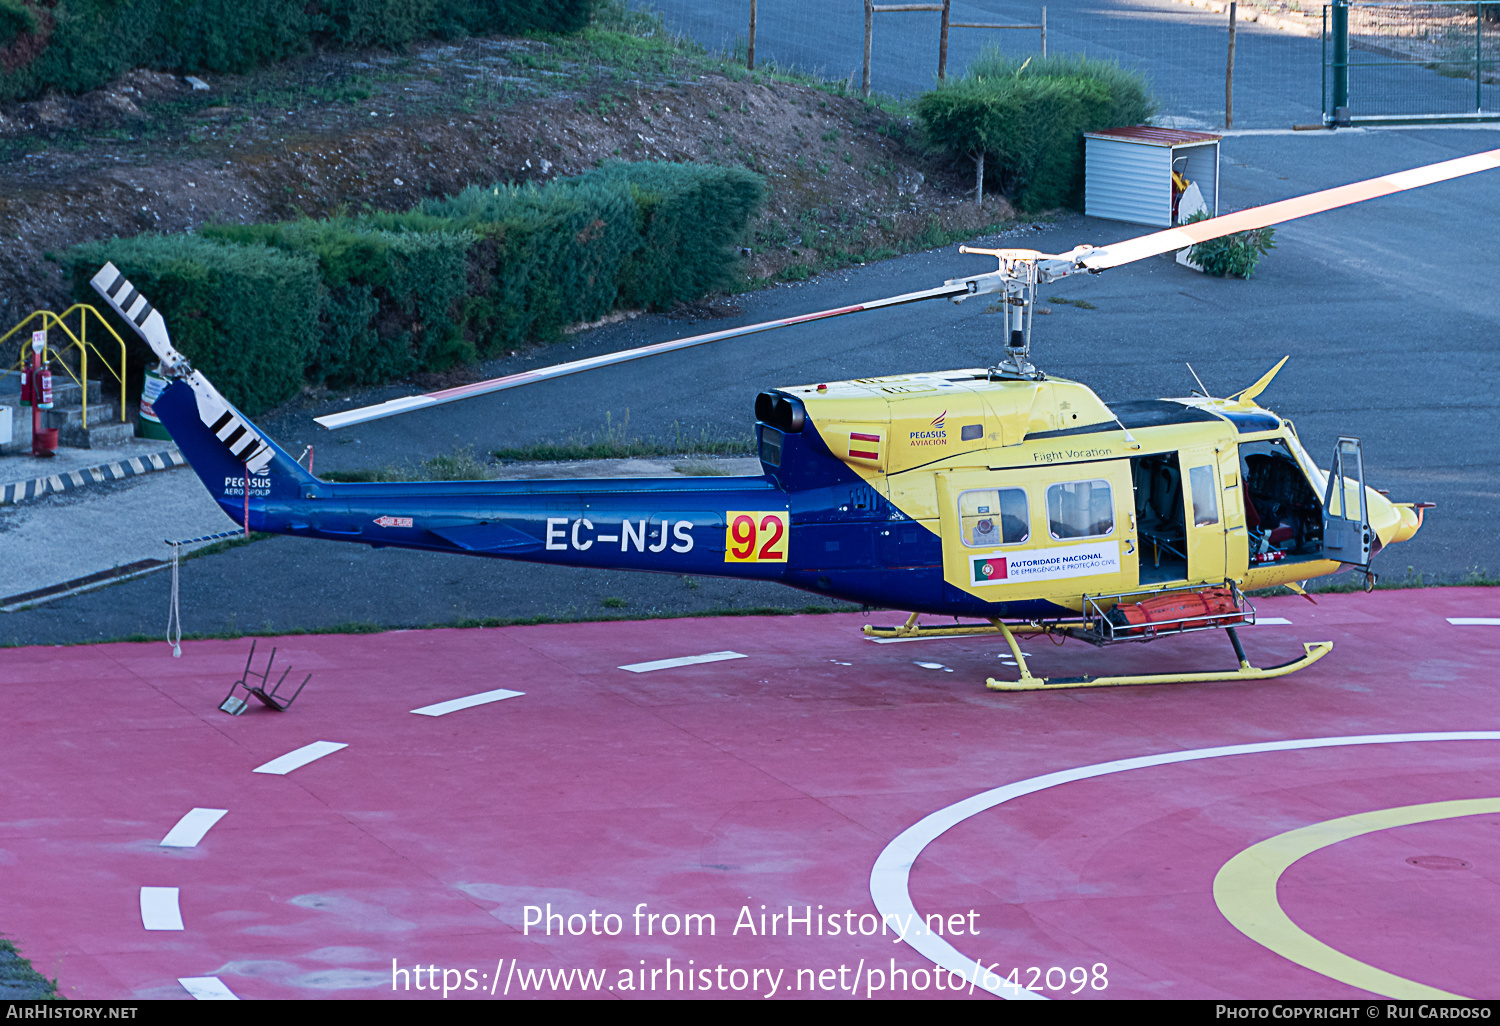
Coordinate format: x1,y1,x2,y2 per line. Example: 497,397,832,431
56,160,764,410
422,176,639,350
1183,211,1276,278
58,233,321,414
589,161,764,310
311,0,441,50
203,219,475,384
0,0,166,102
915,51,1156,212
0,0,600,102
156,0,311,75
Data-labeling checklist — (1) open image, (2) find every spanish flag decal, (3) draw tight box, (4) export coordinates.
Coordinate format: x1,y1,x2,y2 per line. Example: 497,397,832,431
849,431,881,461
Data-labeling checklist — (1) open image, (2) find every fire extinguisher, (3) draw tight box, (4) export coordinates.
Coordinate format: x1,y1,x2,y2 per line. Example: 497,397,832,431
37,361,52,410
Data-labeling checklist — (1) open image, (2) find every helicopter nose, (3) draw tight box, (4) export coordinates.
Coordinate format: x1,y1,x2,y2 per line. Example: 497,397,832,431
1389,504,1425,545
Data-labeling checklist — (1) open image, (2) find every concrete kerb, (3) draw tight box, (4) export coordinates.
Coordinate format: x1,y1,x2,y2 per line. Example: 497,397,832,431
0,447,184,506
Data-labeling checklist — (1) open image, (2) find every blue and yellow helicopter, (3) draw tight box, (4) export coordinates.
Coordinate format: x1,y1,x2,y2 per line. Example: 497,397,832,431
93,150,1494,690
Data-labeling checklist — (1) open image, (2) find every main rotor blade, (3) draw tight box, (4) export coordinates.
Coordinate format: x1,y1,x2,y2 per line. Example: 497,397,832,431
315,282,968,430
1078,147,1500,270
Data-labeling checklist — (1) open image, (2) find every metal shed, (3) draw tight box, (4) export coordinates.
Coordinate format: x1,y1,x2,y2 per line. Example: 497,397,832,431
1083,127,1221,228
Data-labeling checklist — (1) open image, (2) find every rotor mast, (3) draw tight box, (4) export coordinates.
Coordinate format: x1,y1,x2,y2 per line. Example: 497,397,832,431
946,244,1097,380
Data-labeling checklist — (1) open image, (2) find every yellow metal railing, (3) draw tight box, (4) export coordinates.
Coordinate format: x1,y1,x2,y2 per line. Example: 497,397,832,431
2,305,127,429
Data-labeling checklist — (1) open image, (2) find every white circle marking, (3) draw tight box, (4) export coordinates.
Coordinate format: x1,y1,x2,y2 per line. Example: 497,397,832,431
868,731,1500,1000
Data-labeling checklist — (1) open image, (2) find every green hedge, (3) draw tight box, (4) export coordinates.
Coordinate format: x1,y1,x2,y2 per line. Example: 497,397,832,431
58,234,320,415
916,52,1156,213
202,219,475,384
421,176,640,350
60,160,764,411
0,0,597,101
591,162,765,310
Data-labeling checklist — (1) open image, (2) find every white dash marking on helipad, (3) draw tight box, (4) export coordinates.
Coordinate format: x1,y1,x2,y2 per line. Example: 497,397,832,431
1252,617,1294,626
160,808,227,847
178,976,238,1000
140,887,183,930
1448,617,1500,625
411,688,525,716
618,651,746,673
253,740,347,775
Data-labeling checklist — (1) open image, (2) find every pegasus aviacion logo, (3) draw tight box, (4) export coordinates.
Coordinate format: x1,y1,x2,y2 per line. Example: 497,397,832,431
910,410,948,446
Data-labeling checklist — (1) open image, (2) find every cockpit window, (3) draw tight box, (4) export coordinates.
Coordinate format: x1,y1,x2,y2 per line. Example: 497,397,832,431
959,487,1029,547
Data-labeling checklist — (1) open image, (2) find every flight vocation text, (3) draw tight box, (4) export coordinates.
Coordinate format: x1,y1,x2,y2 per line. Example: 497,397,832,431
544,518,693,553
1032,447,1114,464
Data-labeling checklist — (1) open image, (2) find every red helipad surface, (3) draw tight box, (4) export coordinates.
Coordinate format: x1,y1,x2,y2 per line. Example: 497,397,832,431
2,590,1498,1001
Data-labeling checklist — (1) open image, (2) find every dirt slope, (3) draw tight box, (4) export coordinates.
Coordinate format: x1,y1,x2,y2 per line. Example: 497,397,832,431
0,33,1012,321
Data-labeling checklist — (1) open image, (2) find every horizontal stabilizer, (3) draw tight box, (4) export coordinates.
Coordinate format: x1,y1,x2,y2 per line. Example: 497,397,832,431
427,522,542,553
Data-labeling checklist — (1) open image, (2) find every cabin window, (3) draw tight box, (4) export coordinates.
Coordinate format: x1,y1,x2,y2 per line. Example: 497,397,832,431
959,487,1028,547
1047,479,1114,539
1189,465,1220,527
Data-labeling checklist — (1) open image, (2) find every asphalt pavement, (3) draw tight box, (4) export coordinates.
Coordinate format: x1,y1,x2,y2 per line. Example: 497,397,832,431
642,0,1500,127
3,124,1497,647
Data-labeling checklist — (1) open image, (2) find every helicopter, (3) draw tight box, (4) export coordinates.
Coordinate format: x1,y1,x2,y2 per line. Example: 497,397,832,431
89,147,1496,691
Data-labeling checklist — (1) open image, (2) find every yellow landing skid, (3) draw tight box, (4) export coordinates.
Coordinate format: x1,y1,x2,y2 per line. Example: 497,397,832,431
986,618,1332,691
862,614,1333,691
860,612,1082,640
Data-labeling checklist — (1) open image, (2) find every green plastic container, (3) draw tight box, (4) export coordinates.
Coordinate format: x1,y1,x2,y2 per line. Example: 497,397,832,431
137,368,173,441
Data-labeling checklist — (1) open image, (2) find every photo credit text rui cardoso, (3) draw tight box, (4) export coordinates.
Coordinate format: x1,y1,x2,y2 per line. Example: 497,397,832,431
390,903,992,998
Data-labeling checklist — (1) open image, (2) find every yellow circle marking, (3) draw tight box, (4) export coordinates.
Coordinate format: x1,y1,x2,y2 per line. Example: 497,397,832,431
1213,797,1500,1000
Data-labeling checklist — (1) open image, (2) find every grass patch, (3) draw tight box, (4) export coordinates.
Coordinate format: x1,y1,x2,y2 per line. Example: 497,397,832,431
0,937,58,1000
320,446,497,482
1048,295,1097,309
673,460,738,476
182,532,274,561
491,412,754,462
749,214,1019,292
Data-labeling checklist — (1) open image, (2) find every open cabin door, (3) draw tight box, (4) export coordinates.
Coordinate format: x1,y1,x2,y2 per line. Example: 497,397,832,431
1178,445,1230,584
1322,436,1373,570
938,459,1139,609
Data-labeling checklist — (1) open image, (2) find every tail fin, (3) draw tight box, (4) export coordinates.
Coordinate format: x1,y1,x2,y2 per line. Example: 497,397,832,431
152,378,314,512
1229,356,1290,406
88,262,316,517
89,262,274,474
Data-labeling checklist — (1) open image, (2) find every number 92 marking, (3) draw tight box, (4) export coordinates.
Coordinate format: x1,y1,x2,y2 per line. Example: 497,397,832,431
725,511,789,563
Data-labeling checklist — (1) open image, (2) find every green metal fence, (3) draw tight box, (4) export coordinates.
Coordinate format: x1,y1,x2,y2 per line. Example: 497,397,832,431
1324,1,1500,123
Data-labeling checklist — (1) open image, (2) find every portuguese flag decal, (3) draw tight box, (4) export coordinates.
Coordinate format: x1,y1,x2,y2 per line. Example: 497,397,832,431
972,555,1007,581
